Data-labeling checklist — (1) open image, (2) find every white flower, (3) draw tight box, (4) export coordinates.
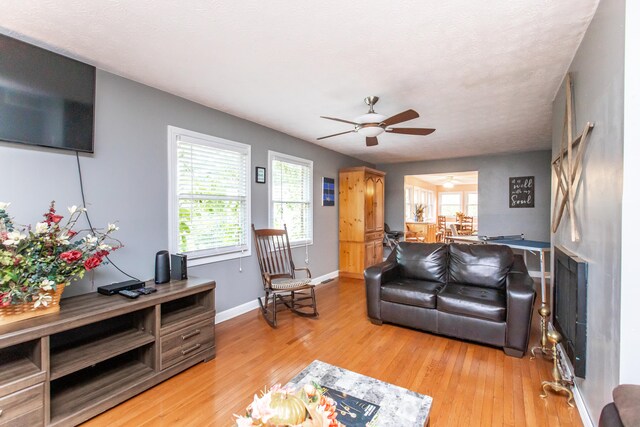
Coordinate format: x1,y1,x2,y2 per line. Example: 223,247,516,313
234,415,254,427
250,393,275,423
68,205,78,214
58,233,70,245
3,230,26,246
83,234,98,245
40,279,55,291
98,243,112,251
107,223,119,232
0,202,10,210
33,293,52,308
34,222,49,234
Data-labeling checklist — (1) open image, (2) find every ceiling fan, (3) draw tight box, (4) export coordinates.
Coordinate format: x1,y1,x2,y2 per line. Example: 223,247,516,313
317,96,435,147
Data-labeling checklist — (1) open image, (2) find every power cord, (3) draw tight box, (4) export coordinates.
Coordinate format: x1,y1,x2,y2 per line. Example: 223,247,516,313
75,151,140,281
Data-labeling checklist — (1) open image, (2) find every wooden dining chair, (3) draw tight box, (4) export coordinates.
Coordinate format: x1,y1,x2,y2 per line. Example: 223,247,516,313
435,215,449,242
252,224,319,327
460,216,474,235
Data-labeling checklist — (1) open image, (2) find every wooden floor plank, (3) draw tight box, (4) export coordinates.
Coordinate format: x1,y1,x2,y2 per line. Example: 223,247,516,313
82,278,583,427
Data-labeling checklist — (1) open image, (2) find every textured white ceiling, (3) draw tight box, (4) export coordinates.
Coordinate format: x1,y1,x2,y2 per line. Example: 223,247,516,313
413,171,478,186
0,0,598,164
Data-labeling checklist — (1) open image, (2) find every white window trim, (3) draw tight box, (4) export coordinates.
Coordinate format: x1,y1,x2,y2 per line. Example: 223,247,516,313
268,150,314,247
464,191,478,216
167,125,252,266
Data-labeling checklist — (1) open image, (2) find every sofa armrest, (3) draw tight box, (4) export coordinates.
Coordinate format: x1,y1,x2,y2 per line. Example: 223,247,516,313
511,254,529,274
505,269,536,356
364,260,399,321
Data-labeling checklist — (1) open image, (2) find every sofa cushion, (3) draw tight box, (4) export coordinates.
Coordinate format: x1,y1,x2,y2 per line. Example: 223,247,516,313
437,283,506,322
396,242,448,283
380,279,444,309
449,243,514,289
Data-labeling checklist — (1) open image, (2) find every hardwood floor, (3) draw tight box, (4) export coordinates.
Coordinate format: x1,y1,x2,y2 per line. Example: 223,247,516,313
83,278,583,427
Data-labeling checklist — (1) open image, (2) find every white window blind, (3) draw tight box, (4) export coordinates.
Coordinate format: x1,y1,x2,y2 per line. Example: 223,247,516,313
168,127,251,264
269,151,313,245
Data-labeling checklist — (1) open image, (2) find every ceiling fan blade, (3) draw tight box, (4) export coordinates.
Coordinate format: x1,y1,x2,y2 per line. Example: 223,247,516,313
320,116,358,125
317,130,355,140
383,109,419,126
386,127,436,136
366,136,379,147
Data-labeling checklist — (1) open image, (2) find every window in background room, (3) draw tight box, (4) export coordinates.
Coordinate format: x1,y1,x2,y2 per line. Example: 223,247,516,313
168,126,251,265
465,192,478,217
438,192,462,217
405,186,413,221
426,190,436,222
269,151,313,245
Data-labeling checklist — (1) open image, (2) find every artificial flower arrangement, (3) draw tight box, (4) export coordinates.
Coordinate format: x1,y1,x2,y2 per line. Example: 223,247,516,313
0,201,121,309
413,204,425,222
235,382,343,427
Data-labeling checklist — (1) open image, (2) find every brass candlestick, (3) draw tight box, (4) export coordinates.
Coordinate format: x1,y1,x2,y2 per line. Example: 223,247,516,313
530,304,553,359
540,330,575,407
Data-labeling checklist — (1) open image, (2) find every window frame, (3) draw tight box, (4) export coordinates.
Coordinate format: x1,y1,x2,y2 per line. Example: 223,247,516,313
167,125,252,266
404,186,414,221
465,191,478,217
426,190,436,222
438,191,463,217
268,150,314,247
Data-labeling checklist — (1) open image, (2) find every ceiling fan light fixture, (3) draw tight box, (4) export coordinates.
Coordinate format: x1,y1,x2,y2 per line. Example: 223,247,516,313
443,177,455,188
358,126,385,137
355,112,386,124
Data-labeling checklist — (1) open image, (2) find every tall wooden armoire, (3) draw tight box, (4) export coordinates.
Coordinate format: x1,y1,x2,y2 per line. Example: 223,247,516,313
339,167,385,278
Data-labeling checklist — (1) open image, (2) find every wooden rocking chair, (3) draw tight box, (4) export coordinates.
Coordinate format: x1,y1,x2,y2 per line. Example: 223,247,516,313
252,224,319,327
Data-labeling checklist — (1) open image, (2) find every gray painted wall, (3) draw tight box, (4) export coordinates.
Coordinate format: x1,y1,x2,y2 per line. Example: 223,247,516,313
550,0,625,423
377,149,551,241
0,70,367,311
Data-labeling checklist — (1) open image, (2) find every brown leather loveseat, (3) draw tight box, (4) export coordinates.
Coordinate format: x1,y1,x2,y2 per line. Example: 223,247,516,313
364,242,536,357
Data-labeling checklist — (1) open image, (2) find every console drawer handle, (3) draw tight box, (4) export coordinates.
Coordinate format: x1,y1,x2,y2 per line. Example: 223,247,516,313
181,329,201,340
181,343,201,355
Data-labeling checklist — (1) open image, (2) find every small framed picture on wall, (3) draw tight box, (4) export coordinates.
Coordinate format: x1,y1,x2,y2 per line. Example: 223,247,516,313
256,166,266,184
322,177,335,206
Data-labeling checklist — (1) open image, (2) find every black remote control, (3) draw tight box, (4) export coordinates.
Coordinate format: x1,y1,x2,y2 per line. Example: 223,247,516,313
118,290,140,299
137,287,158,295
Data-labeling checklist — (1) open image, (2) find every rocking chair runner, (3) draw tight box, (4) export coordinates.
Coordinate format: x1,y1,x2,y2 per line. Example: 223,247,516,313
252,224,319,327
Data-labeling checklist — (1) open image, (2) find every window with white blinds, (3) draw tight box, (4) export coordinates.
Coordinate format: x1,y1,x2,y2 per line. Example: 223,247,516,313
268,151,313,245
168,126,251,264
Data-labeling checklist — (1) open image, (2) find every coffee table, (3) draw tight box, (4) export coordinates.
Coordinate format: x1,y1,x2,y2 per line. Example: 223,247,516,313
287,360,432,426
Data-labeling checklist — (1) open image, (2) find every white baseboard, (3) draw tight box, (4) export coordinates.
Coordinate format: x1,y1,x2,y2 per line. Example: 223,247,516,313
215,299,261,324
572,383,594,427
311,270,339,286
215,270,339,325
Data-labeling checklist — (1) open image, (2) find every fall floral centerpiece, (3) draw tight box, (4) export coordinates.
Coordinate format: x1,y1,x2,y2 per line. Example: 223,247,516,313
0,201,121,323
235,383,343,427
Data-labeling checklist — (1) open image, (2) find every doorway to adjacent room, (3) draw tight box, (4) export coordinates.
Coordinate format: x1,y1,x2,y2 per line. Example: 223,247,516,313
403,171,478,242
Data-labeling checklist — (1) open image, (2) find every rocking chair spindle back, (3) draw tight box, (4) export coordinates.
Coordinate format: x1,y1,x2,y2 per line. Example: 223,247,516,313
252,225,319,327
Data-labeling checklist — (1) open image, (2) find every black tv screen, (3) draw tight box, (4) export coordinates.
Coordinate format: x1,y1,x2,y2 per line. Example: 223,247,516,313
0,34,95,152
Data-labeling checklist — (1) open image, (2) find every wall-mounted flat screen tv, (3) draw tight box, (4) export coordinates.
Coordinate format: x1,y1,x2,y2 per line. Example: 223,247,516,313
0,33,95,153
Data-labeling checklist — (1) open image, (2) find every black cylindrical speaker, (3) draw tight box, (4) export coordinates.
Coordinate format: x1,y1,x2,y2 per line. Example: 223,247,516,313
155,250,170,284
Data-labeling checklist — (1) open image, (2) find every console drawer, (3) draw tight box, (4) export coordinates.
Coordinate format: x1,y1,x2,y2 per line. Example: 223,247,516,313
0,384,44,427
160,319,214,370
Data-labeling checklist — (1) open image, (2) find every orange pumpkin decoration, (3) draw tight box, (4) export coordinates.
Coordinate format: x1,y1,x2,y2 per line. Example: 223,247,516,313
269,392,308,425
